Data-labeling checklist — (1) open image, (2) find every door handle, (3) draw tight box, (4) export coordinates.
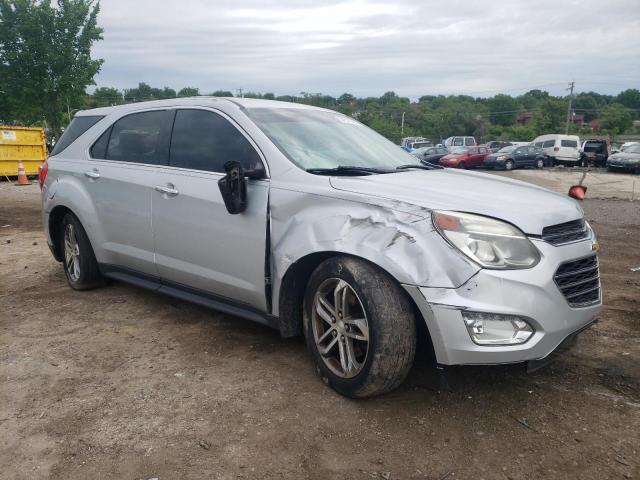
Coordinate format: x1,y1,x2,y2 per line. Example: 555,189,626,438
154,184,179,196
84,169,100,180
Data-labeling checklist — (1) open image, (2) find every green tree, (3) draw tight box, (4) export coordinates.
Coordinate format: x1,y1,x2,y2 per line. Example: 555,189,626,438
615,89,640,119
85,87,123,108
211,90,234,97
178,87,199,97
599,103,633,135
487,94,520,126
0,0,103,133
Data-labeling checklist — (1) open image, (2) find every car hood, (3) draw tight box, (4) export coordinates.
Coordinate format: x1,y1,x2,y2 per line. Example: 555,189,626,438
610,152,640,161
330,169,583,235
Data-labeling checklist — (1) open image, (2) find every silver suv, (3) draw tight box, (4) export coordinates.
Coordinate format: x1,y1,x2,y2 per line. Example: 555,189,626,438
41,98,602,397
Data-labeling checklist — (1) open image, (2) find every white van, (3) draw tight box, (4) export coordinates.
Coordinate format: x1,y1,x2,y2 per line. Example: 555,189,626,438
444,136,476,151
532,134,581,165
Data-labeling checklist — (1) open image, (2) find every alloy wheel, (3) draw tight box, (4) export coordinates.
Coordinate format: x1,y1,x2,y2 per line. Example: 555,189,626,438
311,278,370,379
64,223,81,282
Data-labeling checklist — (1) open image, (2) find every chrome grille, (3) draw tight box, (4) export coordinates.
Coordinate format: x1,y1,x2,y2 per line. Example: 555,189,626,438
554,255,600,307
542,219,589,245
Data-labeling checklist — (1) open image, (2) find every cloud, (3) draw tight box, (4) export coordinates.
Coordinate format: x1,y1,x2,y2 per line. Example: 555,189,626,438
92,0,640,98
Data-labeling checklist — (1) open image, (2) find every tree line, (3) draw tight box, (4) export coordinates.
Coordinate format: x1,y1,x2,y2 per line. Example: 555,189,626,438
82,85,640,143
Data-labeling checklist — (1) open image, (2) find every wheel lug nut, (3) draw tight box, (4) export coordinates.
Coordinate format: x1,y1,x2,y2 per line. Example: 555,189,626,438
340,335,345,341
332,330,337,337
331,317,336,323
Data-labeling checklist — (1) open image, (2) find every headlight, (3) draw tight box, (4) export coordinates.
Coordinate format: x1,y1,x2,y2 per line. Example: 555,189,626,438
433,211,541,269
497,155,506,160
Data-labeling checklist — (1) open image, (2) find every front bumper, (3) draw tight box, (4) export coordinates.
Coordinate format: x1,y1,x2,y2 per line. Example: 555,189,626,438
483,157,505,168
404,237,601,366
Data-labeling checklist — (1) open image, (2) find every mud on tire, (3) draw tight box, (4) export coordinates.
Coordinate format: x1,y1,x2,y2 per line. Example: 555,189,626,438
60,213,105,290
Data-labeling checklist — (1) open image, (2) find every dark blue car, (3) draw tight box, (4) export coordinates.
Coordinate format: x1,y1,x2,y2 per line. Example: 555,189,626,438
484,145,547,170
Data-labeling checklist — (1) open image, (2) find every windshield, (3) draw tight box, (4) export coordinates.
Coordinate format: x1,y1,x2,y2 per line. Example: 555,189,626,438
498,146,516,153
245,108,420,170
625,144,640,154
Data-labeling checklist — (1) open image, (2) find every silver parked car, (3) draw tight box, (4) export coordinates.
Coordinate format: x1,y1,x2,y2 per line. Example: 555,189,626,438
41,98,602,397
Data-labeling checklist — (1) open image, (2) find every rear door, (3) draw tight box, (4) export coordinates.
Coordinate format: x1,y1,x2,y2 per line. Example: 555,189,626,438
558,138,579,161
84,109,172,275
151,108,270,311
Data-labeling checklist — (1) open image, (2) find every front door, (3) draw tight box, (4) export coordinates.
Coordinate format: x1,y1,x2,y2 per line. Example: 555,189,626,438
151,108,270,311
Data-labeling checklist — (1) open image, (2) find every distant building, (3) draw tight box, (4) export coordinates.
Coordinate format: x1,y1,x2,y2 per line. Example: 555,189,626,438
570,113,585,127
517,112,533,125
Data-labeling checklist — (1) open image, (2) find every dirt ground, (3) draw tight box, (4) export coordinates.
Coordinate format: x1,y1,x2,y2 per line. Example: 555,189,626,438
1,175,638,480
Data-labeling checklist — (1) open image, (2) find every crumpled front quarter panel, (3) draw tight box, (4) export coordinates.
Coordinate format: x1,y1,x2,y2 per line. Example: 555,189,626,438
269,186,480,315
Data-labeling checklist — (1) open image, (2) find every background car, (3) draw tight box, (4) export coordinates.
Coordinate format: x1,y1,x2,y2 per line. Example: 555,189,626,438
439,145,491,168
580,139,608,167
486,140,513,153
532,134,581,165
407,140,433,152
400,136,428,151
411,146,449,164
443,136,477,151
484,145,546,170
607,143,640,173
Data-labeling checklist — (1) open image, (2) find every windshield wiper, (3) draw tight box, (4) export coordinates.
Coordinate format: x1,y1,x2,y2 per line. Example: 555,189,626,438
396,162,443,170
306,166,393,176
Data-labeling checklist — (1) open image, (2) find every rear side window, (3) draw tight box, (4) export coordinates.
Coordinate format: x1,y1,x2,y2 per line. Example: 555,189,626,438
50,115,104,156
561,140,578,148
169,109,262,173
90,127,111,159
465,137,476,146
543,140,555,148
453,138,463,146
103,110,171,165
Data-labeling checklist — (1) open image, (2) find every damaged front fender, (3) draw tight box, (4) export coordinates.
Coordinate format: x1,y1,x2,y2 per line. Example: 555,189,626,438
269,187,480,318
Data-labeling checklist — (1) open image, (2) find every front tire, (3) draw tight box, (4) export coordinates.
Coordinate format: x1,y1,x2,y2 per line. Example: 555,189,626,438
504,159,514,171
458,161,467,169
303,256,416,398
60,213,104,290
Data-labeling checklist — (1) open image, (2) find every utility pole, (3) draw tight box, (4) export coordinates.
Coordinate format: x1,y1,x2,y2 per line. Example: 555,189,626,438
236,88,244,98
565,81,575,134
401,112,406,137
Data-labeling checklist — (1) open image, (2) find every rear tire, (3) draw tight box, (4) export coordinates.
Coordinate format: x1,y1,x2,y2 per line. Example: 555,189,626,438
60,213,104,290
535,158,544,169
303,256,416,398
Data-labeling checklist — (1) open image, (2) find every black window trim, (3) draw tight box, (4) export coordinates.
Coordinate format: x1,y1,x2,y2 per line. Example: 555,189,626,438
162,106,270,178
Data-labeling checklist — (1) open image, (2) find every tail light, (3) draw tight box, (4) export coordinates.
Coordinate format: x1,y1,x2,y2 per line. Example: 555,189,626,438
39,160,48,190
553,146,560,152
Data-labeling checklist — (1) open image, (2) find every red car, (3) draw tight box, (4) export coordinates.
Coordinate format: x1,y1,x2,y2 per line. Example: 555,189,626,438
439,145,492,169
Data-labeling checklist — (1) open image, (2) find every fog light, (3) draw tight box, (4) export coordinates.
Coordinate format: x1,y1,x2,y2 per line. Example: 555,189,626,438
462,311,534,346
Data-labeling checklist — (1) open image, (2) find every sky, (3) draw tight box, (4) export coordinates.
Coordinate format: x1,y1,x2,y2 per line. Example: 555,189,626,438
92,0,640,99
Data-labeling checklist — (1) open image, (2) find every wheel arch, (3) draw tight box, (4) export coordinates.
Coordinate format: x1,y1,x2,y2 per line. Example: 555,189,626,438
275,251,436,356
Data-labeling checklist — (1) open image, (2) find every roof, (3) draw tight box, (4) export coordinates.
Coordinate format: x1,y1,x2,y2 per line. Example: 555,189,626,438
76,97,320,117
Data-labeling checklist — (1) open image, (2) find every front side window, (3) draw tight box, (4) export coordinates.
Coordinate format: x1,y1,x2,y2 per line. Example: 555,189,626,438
170,109,262,173
453,137,464,146
543,140,555,148
465,137,476,146
100,110,171,165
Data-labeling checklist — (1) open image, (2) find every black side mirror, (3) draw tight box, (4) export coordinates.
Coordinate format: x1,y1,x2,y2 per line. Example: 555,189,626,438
218,161,247,214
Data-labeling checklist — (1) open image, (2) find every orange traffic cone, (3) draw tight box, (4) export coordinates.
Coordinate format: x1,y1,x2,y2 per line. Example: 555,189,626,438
17,162,30,186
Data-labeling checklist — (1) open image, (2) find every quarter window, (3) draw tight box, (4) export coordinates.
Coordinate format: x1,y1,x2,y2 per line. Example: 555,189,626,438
102,110,170,165
561,140,578,148
50,115,104,156
169,109,262,173
543,140,555,148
